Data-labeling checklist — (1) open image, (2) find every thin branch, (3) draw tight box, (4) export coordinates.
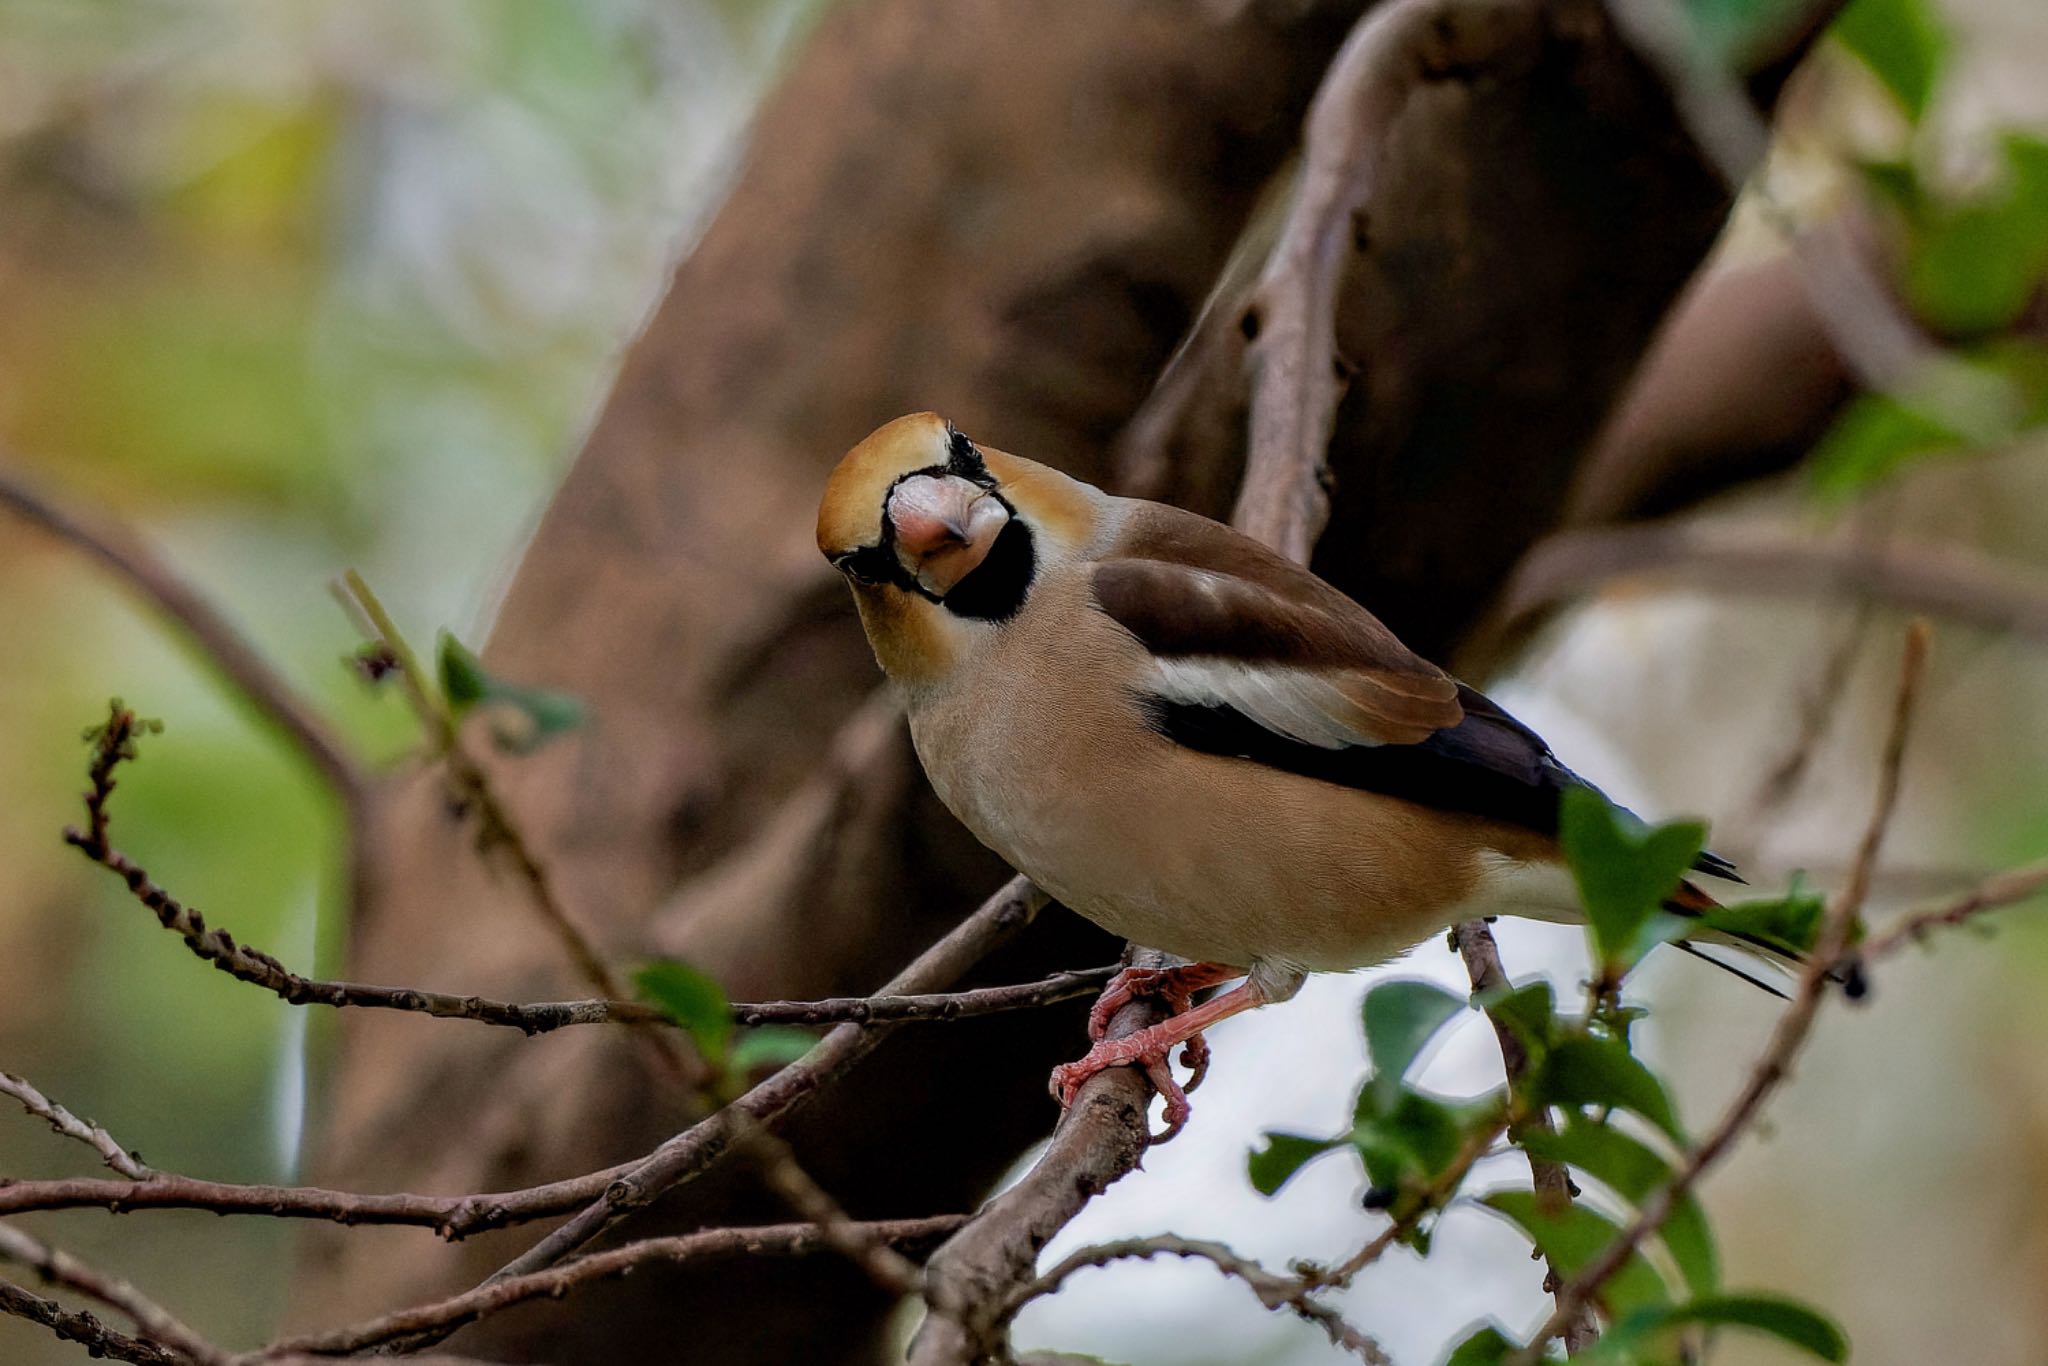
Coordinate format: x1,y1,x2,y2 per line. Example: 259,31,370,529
1501,522,2048,649
738,1124,922,1295
1507,621,1930,1362
731,966,1118,1026
0,459,366,811
1,1071,152,1180
1017,1235,1393,1364
455,876,1048,1284
1846,860,2048,970
1301,1111,1512,1291
0,1163,635,1231
0,1280,179,1366
249,1216,966,1360
0,1223,228,1365
337,571,633,1013
1450,923,1599,1352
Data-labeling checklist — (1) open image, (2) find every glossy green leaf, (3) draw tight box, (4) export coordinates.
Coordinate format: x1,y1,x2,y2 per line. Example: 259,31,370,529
1832,0,1949,121
1248,1132,1344,1197
728,1026,818,1075
1536,1036,1686,1144
1483,1191,1673,1317
1521,1120,1719,1296
1364,979,1467,1108
633,960,733,1067
1440,1325,1517,1366
1559,788,1706,976
1600,1294,1849,1362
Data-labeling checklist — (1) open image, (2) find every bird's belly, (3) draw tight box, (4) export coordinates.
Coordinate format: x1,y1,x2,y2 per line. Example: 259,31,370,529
917,709,1552,972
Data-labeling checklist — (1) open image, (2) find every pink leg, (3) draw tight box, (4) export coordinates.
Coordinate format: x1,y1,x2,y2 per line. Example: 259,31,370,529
1051,976,1272,1141
1086,961,1240,1039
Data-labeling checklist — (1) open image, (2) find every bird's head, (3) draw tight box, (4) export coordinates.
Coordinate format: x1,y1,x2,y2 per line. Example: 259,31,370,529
818,413,1098,681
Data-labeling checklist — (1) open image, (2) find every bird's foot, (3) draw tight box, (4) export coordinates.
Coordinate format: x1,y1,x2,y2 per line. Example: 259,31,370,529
1050,1033,1194,1141
1085,961,1240,1040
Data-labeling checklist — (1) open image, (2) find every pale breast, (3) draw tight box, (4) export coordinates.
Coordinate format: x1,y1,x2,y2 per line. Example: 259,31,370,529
906,568,1566,973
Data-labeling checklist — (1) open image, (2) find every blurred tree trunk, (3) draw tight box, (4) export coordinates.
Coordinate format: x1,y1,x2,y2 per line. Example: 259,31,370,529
291,0,1836,1360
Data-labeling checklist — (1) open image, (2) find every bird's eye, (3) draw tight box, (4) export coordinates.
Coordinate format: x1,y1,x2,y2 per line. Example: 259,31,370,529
833,546,895,586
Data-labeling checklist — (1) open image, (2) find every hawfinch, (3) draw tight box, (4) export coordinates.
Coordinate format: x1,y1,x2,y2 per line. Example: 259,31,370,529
817,413,1740,1132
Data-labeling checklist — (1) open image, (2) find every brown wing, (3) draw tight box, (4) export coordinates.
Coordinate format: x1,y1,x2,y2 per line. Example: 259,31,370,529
1091,502,1461,746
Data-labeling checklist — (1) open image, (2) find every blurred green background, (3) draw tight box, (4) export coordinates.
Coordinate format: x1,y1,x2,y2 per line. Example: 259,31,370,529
0,0,2045,1362
0,0,811,1355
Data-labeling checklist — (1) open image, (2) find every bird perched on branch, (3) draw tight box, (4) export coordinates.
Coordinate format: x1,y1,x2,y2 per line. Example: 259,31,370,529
817,412,1742,1136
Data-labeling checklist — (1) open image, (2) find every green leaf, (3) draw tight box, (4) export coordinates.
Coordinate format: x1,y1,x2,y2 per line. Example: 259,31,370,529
1601,1294,1849,1362
1808,391,1966,497
1477,979,1559,1067
435,630,588,752
728,1027,818,1075
1440,1325,1517,1366
1353,1092,1466,1193
437,631,490,711
484,681,590,755
633,960,734,1067
1536,1036,1686,1144
1559,789,1706,977
1363,979,1467,1108
1483,1191,1673,1317
1521,1119,1719,1296
1832,0,1949,121
1248,1132,1344,1197
1906,136,2048,335
1696,891,1826,958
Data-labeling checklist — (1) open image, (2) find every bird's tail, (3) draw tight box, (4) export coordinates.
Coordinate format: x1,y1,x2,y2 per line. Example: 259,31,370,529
1661,878,1821,999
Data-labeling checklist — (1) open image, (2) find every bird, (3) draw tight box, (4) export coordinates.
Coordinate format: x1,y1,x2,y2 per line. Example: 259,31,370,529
816,411,1746,1136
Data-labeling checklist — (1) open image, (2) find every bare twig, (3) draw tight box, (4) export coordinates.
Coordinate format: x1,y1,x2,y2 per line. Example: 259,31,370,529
0,1163,637,1231
1,1071,152,1180
731,966,1118,1026
1017,1235,1393,1364
1506,622,1929,1362
0,1223,228,1364
1847,860,2048,969
0,460,365,811
0,1280,179,1366
249,1216,965,1359
338,571,632,1010
1501,523,2048,649
739,1124,923,1295
1302,1111,1512,1291
462,876,1047,1282
1450,923,1600,1352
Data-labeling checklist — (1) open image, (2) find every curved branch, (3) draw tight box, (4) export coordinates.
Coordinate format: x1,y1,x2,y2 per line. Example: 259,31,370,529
0,460,365,809
1499,522,2048,646
251,1216,965,1360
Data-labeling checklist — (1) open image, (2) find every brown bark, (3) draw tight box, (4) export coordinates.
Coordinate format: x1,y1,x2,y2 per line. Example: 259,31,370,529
294,0,1847,1360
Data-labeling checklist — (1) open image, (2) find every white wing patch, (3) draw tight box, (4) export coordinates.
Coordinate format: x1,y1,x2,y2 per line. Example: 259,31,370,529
1148,657,1385,750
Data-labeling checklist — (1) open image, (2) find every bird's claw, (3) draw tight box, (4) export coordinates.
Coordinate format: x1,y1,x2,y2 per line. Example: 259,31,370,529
1050,1037,1192,1142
